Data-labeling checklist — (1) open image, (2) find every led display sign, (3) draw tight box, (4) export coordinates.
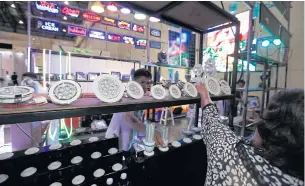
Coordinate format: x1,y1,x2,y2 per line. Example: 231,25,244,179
135,38,147,49
149,41,161,49
107,33,122,43
89,29,106,40
122,35,135,45
101,17,117,27
150,28,161,37
61,6,80,18
117,20,131,31
35,1,59,14
67,25,87,36
36,19,60,32
83,12,101,22
132,23,145,34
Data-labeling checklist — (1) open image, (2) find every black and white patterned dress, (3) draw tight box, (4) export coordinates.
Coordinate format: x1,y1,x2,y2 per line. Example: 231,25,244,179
201,104,304,186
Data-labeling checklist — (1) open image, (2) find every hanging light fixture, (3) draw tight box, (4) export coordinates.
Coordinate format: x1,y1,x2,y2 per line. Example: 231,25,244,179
91,1,104,13
261,40,270,47
273,39,281,46
107,2,117,12
149,17,160,22
120,7,130,14
134,12,146,20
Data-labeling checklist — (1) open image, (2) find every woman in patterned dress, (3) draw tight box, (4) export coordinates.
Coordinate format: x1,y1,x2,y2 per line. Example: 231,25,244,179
196,83,304,186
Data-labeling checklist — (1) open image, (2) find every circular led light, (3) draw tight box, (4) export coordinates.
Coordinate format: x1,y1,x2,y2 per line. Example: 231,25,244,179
273,39,281,46
93,74,125,103
93,168,105,178
261,40,270,47
107,178,113,185
0,86,34,103
149,17,160,22
219,80,231,95
91,152,102,159
0,152,14,160
134,12,146,20
126,81,144,99
49,80,82,105
71,156,83,164
24,147,39,155
50,182,62,186
70,139,81,146
48,161,62,171
183,83,198,97
91,1,104,13
112,163,123,172
107,3,117,11
183,138,192,144
0,174,8,184
49,143,62,150
151,85,166,100
205,77,221,96
193,134,202,140
89,137,99,142
108,147,118,155
159,146,169,152
171,141,181,148
20,167,37,177
120,7,130,14
72,175,85,185
169,85,181,99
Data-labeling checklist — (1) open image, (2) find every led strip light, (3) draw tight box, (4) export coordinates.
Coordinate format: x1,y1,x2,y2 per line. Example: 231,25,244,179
126,81,144,99
169,85,181,99
0,86,34,104
48,118,73,141
219,80,231,95
205,76,221,96
48,80,82,105
93,74,125,103
151,85,166,100
183,83,198,97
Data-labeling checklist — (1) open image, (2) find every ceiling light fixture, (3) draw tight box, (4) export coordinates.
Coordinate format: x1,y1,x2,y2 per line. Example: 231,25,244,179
91,1,104,13
63,16,67,20
107,3,117,12
19,20,24,24
64,1,69,5
134,12,146,20
11,4,16,8
273,39,281,46
261,40,270,47
62,29,66,32
120,7,130,14
149,17,160,22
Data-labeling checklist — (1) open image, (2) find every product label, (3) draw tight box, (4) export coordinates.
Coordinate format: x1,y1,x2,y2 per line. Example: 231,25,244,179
135,38,147,49
101,16,117,27
83,12,101,22
132,23,145,33
122,35,135,45
35,1,59,14
107,33,122,42
89,29,106,40
117,20,131,30
68,25,87,36
61,6,80,18
150,29,161,37
37,19,60,32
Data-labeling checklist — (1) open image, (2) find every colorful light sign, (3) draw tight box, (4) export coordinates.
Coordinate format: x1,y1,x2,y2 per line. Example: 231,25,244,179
89,29,106,40
122,35,135,45
67,25,87,36
150,28,161,37
35,1,59,14
61,6,81,18
83,12,101,22
132,23,145,33
37,19,60,32
117,20,131,30
135,38,147,49
149,41,161,49
107,33,122,42
101,16,117,27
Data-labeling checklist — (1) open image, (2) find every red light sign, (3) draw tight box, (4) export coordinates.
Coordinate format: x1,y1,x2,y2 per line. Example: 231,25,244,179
35,1,59,14
117,20,131,30
101,16,117,27
107,33,122,43
61,6,80,18
132,23,145,33
83,12,101,22
67,25,87,36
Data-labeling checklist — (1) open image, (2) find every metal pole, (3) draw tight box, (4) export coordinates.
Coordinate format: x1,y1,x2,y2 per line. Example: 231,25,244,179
199,33,203,65
284,3,291,88
224,55,229,81
260,62,268,115
266,69,271,104
240,8,254,137
27,1,32,72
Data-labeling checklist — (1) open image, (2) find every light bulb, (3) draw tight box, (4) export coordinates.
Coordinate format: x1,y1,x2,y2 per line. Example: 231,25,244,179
120,7,130,14
134,13,146,20
107,3,117,11
91,1,104,13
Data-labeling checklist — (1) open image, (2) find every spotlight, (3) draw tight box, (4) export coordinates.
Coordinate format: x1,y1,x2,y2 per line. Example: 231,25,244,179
107,3,117,12
91,1,104,13
273,39,281,46
11,4,16,8
63,16,67,20
64,1,69,5
149,17,160,22
62,29,66,32
261,40,270,47
134,12,146,20
120,7,130,14
19,20,24,24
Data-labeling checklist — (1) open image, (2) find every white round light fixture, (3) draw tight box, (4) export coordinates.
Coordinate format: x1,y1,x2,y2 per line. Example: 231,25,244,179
91,1,104,13
219,80,231,95
183,83,198,97
120,7,130,14
149,17,160,22
151,85,166,100
134,12,146,20
107,3,117,11
205,76,221,96
0,86,34,104
169,85,181,99
48,80,82,105
126,81,144,99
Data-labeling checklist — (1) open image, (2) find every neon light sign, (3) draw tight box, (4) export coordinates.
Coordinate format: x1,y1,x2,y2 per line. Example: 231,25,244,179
89,29,106,40
150,29,161,37
67,25,87,36
135,38,147,49
35,1,59,14
107,33,122,43
117,20,131,30
37,19,60,32
122,35,135,45
61,6,80,18
101,17,117,27
132,23,145,33
83,12,101,22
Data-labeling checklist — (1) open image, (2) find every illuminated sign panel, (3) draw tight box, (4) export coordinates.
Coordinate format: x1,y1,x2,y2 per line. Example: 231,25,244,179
36,19,60,32
67,25,87,36
107,33,122,43
101,17,117,27
89,29,106,40
150,29,161,37
135,38,147,49
149,41,161,49
132,23,145,33
35,1,59,14
117,20,131,30
61,6,80,18
83,12,101,22
122,35,135,45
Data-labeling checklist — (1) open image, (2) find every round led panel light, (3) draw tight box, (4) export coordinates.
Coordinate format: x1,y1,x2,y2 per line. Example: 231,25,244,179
0,86,34,103
112,163,123,172
169,85,181,99
0,174,8,184
126,81,144,99
93,74,125,103
72,175,85,185
20,167,37,177
205,76,221,96
48,80,81,105
183,83,198,97
151,85,166,100
219,80,231,95
93,168,105,178
0,152,14,160
24,147,39,155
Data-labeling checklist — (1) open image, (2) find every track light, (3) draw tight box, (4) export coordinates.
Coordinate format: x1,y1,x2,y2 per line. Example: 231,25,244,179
261,40,270,47
273,39,281,46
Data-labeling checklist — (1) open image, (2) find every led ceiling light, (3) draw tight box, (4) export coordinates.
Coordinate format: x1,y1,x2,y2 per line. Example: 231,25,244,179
19,20,24,24
219,80,231,95
11,4,15,8
48,80,82,105
91,1,104,13
261,40,270,47
120,7,130,14
149,16,160,22
0,86,34,104
273,39,281,46
169,85,181,99
151,85,166,100
64,1,69,5
63,16,67,20
93,74,125,103
126,81,144,99
134,12,146,20
107,3,117,12
204,76,221,96
183,83,198,98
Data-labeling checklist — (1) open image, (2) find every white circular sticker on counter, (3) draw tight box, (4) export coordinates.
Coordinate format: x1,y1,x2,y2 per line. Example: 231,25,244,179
0,152,14,160
93,168,105,178
72,175,85,185
112,163,123,172
91,152,102,159
108,148,118,155
183,138,192,144
193,134,202,140
0,174,8,184
89,137,99,142
20,167,37,177
49,144,62,150
70,140,81,146
171,141,181,148
24,147,39,155
50,182,62,186
48,161,62,171
71,156,83,164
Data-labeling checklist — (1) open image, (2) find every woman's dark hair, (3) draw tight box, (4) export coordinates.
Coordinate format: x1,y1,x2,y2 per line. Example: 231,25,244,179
256,89,304,180
133,69,152,80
